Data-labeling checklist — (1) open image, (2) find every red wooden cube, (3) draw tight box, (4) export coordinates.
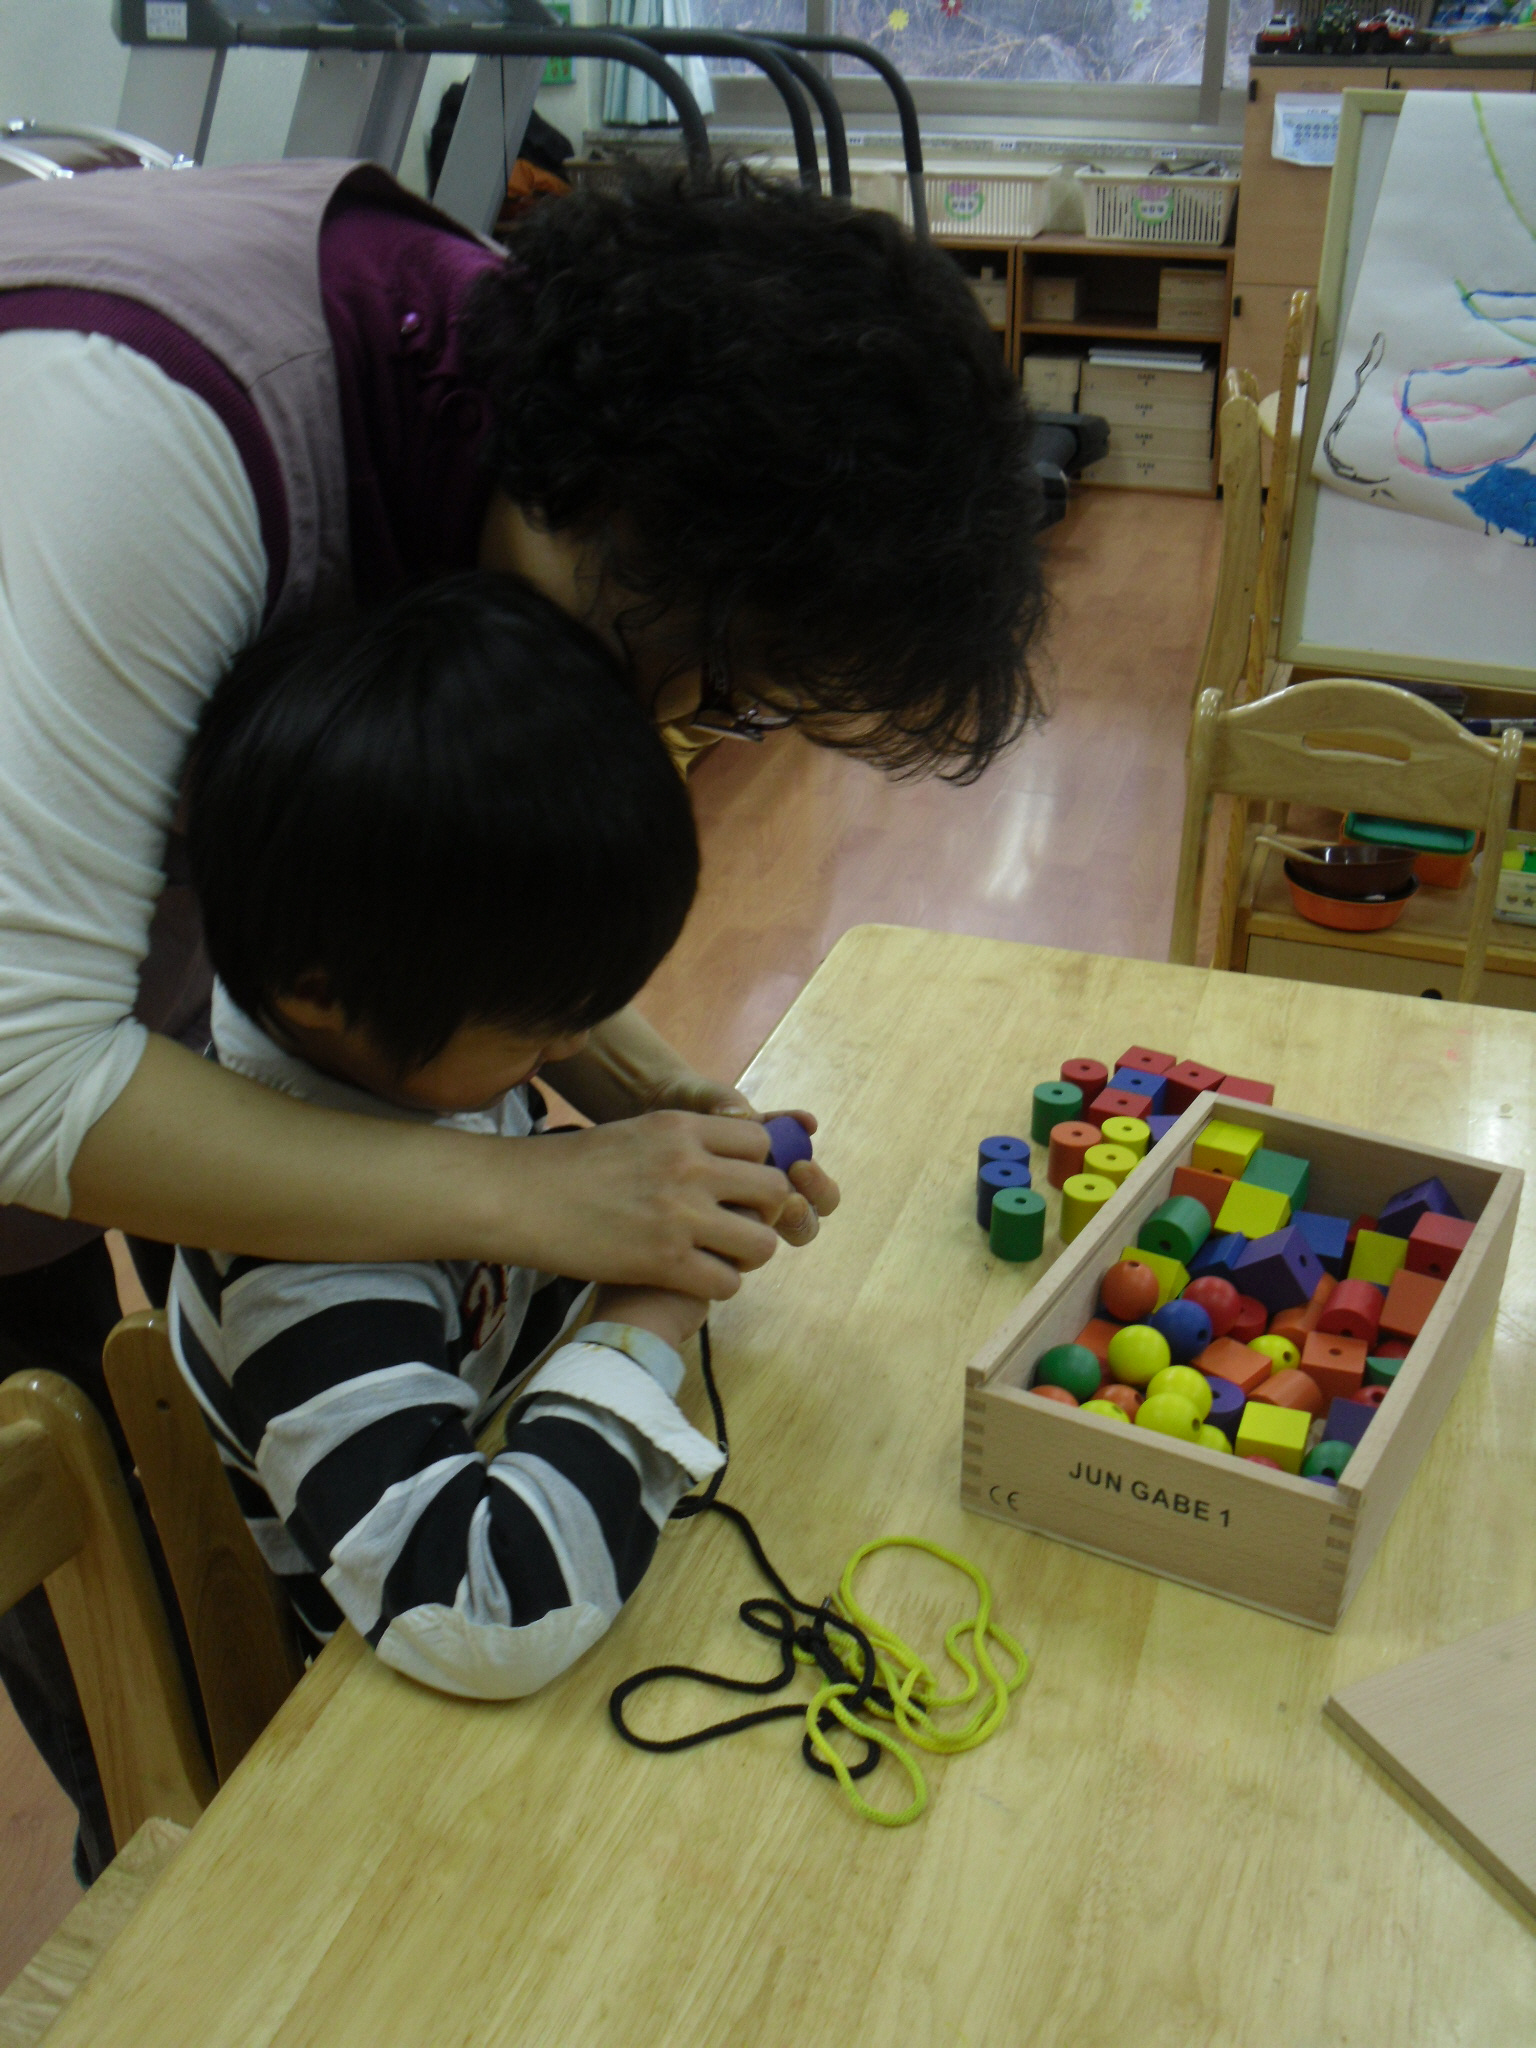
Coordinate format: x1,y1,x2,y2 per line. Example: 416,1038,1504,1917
1405,1212,1475,1280
1215,1076,1275,1106
1196,1337,1274,1394
1089,1088,1153,1124
1073,1318,1122,1368
1380,1269,1444,1340
1300,1330,1367,1401
1162,1061,1227,1113
1115,1046,1177,1074
1170,1164,1235,1225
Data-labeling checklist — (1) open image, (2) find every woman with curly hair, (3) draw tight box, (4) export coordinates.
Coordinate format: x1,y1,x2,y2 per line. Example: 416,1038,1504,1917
0,153,1043,1869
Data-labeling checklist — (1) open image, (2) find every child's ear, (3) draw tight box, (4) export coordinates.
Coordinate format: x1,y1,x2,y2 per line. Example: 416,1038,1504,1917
269,971,347,1033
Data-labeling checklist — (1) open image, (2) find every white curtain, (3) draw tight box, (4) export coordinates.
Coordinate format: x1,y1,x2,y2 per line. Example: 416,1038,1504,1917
603,0,716,127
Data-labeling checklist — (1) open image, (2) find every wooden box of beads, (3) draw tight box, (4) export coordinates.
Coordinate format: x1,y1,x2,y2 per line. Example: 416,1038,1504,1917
960,1095,1521,1630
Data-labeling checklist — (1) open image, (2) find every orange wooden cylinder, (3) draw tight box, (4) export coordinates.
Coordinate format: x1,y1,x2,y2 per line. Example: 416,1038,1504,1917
1048,1120,1102,1188
1250,1367,1325,1416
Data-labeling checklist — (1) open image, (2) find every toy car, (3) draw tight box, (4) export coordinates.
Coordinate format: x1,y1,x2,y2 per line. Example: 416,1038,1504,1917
1255,9,1306,48
1354,7,1432,49
1305,1,1362,50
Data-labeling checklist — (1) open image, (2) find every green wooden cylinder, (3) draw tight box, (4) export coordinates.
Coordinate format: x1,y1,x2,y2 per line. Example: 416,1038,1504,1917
990,1186,1046,1262
1137,1194,1212,1267
1030,1081,1084,1144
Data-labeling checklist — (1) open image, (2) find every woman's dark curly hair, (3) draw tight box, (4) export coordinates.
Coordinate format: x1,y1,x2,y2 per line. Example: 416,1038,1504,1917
462,166,1046,782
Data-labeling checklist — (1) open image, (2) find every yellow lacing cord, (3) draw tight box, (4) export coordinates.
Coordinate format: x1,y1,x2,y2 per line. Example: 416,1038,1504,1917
798,1537,1031,1827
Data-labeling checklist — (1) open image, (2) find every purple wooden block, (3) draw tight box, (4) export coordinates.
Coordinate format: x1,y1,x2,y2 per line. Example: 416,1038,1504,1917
1189,1231,1248,1283
978,1135,1029,1171
1324,1397,1374,1449
1111,1066,1169,1113
1203,1374,1246,1441
1293,1210,1350,1277
1146,1114,1179,1146
764,1115,813,1174
976,1160,1031,1227
1232,1225,1324,1314
1377,1175,1463,1239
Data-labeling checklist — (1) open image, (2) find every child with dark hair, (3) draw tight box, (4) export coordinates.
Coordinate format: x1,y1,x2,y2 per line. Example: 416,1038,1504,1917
168,575,751,1698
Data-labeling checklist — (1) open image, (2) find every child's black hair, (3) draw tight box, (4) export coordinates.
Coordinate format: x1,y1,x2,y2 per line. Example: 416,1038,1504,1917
186,574,700,1070
465,164,1047,785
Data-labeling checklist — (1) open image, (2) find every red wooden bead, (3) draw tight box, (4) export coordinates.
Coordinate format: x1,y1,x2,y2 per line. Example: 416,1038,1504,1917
1100,1260,1160,1323
1373,1336,1411,1359
1228,1295,1268,1345
1250,1367,1326,1415
1093,1382,1141,1419
1380,1269,1444,1339
1316,1278,1384,1346
1243,1454,1282,1469
1349,1384,1389,1409
1115,1046,1177,1075
1073,1317,1122,1366
1215,1076,1275,1105
1162,1061,1227,1113
1029,1385,1079,1406
1089,1088,1153,1124
1048,1120,1102,1189
1060,1057,1110,1096
1184,1275,1241,1338
1405,1212,1474,1280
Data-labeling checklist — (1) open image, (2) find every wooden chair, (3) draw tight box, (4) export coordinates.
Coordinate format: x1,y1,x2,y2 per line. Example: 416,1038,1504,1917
1250,288,1314,698
0,1370,212,2044
1170,679,1523,1001
1191,370,1264,711
102,1312,303,1785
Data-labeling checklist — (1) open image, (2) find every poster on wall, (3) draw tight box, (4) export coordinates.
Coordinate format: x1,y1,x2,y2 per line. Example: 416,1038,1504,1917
1313,91,1536,549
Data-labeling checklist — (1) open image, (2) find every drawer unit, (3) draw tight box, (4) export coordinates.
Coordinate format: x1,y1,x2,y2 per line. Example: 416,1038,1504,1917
1105,422,1213,459
1082,451,1213,491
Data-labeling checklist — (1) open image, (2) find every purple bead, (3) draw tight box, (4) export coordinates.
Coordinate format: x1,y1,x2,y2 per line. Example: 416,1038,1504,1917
764,1115,813,1174
1377,1176,1462,1239
1203,1375,1246,1440
1292,1210,1350,1277
1324,1396,1374,1448
978,1135,1030,1170
977,1160,1031,1227
1146,1114,1180,1146
1149,1299,1213,1362
1233,1225,1323,1313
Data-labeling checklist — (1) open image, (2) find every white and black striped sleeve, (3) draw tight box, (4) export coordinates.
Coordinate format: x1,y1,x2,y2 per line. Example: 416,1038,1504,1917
216,1264,723,1701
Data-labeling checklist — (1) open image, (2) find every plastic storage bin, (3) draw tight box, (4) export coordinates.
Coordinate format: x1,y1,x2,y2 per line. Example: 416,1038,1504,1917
1077,166,1238,245
914,162,1065,238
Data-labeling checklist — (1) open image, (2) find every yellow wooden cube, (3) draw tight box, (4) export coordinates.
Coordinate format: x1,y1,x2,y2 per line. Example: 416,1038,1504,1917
1215,1180,1292,1238
1349,1228,1409,1287
1117,1245,1190,1309
1234,1402,1311,1474
1191,1119,1265,1179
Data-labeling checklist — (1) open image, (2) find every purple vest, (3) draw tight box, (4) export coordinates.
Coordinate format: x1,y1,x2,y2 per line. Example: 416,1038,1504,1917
0,160,504,1269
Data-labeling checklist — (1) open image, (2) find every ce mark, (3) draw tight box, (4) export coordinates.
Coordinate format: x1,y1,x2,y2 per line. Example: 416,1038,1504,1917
989,1484,1021,1513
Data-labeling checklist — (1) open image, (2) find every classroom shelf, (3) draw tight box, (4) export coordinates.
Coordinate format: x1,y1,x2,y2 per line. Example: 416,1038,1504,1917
1018,317,1227,344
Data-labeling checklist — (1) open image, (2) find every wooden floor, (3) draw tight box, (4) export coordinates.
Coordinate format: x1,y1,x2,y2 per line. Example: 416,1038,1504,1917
0,486,1220,1985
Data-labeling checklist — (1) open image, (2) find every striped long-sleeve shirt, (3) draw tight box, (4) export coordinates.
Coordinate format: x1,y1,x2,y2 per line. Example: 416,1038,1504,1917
167,988,723,1701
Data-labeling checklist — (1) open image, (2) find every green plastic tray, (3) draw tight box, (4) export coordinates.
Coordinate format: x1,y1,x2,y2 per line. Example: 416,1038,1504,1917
1344,813,1477,858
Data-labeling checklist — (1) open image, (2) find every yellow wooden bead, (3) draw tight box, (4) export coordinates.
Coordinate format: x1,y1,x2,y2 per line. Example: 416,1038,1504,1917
1147,1364,1213,1421
1135,1392,1200,1440
1081,1398,1133,1424
1060,1172,1116,1244
1249,1333,1298,1373
1101,1115,1151,1159
1084,1142,1138,1187
1214,1180,1292,1238
1349,1228,1410,1287
1191,1119,1264,1179
1197,1424,1234,1454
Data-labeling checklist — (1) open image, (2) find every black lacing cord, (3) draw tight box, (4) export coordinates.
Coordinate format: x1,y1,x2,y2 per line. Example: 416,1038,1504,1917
609,1325,893,1783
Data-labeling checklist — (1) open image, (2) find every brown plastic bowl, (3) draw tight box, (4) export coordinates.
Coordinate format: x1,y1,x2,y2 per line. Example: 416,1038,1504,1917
1283,841,1419,898
1284,864,1417,931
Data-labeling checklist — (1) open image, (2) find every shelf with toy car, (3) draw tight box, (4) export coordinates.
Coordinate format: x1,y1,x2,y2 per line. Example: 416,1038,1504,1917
961,1092,1520,1629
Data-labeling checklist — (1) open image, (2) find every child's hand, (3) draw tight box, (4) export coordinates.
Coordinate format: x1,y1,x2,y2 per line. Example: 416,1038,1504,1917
591,1283,709,1353
651,1082,841,1247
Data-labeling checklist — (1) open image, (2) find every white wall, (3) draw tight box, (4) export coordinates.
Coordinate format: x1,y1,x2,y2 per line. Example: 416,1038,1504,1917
0,0,598,190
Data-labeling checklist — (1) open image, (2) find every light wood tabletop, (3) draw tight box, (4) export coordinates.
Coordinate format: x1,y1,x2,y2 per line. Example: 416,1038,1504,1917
46,927,1536,2047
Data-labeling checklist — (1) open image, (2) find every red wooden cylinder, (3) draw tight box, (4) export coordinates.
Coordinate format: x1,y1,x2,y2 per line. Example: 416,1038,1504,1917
1060,1057,1109,1097
1316,1278,1383,1346
1048,1120,1101,1189
1228,1295,1269,1345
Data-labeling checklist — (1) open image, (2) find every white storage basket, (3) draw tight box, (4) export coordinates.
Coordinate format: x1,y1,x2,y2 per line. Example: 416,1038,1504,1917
913,163,1062,238
1076,166,1238,246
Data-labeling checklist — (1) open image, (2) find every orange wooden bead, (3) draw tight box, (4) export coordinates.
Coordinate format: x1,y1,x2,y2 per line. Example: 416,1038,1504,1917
1048,1120,1102,1189
1250,1367,1325,1416
1093,1383,1141,1419
1028,1385,1079,1407
1299,1330,1367,1400
1100,1259,1160,1322
1196,1336,1273,1395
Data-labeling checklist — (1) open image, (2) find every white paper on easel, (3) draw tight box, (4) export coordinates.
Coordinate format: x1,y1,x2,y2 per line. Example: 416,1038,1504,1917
1272,95,1342,167
1313,91,1536,549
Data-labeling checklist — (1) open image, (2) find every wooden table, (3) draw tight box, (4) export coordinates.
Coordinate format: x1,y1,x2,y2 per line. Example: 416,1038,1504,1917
49,929,1536,2047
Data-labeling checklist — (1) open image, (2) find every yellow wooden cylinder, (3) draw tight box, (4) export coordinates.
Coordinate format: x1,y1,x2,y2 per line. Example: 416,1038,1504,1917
1101,1115,1151,1160
1083,1142,1138,1187
1060,1172,1116,1244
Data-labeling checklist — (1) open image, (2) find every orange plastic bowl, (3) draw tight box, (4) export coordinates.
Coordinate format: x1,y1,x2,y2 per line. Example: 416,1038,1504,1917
1283,864,1417,932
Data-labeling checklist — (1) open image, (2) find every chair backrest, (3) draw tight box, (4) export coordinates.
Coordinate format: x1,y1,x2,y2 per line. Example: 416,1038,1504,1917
0,1371,213,1847
102,1312,302,1785
1192,372,1263,710
1170,678,1523,1000
1251,288,1314,692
